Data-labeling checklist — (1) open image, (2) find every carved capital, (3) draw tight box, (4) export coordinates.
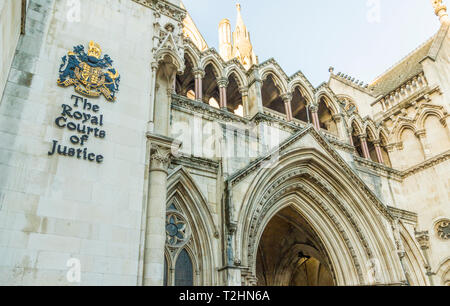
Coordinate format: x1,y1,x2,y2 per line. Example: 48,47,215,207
217,77,229,88
148,133,181,172
281,92,293,103
239,86,249,96
358,134,367,141
193,68,205,78
150,144,172,171
415,129,427,138
309,105,318,113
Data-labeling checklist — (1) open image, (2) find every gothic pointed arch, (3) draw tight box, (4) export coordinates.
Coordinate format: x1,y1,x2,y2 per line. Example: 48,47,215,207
416,105,447,130
260,69,288,94
435,258,450,286
229,128,404,286
391,118,418,144
398,223,429,286
200,53,224,79
288,73,315,104
225,65,248,88
166,167,219,286
154,33,185,74
291,85,310,123
184,43,201,70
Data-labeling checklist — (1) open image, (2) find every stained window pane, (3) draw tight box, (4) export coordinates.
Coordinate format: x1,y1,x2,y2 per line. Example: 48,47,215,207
164,256,168,286
175,249,193,286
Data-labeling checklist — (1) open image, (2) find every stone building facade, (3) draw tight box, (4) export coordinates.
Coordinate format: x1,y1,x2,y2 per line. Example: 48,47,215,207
0,0,449,286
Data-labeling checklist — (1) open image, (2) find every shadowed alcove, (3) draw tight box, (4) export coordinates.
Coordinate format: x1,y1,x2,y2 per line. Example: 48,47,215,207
256,206,334,286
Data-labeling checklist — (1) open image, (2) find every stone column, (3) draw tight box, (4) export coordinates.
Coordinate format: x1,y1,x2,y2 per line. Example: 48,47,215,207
359,135,370,159
415,231,435,286
239,86,250,118
143,134,179,286
193,69,204,101
310,105,320,130
374,140,385,164
415,130,431,159
281,93,293,121
349,131,354,146
218,78,229,110
332,114,344,139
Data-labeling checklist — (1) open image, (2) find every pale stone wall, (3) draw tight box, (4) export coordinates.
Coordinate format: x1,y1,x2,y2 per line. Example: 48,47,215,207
0,0,156,285
398,161,450,282
0,0,23,102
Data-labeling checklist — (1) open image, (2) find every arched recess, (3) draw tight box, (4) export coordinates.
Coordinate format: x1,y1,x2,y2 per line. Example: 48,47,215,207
234,148,404,286
365,123,378,163
261,73,286,115
350,118,364,158
423,115,450,156
317,95,339,135
175,54,196,98
398,224,429,286
153,52,183,135
226,71,244,116
166,167,219,286
379,130,392,167
256,206,335,286
435,258,450,286
398,127,425,170
202,63,221,105
291,85,310,123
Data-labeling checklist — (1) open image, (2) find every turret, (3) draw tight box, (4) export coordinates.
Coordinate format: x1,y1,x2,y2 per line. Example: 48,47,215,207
431,0,450,24
219,18,233,61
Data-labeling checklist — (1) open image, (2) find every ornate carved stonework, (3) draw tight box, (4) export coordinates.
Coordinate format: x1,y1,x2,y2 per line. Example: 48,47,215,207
415,231,430,250
150,143,172,171
132,0,187,22
165,210,191,248
436,219,450,240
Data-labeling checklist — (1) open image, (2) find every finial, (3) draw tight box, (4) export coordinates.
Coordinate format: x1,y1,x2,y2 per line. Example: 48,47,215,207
237,3,241,12
431,0,450,24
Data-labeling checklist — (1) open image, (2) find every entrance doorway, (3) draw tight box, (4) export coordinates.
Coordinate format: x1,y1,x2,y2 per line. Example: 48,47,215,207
256,206,334,286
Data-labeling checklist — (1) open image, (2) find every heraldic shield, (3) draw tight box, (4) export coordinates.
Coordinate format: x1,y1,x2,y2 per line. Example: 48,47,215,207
57,41,120,102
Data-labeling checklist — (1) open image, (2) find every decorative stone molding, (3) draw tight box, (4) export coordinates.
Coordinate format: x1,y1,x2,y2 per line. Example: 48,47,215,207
132,0,187,22
244,169,366,283
171,154,219,173
227,126,394,221
166,210,191,248
435,219,450,240
387,206,418,224
401,149,450,178
217,77,229,88
354,156,403,180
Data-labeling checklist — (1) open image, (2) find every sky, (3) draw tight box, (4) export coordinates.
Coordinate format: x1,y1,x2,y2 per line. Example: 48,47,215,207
182,0,442,87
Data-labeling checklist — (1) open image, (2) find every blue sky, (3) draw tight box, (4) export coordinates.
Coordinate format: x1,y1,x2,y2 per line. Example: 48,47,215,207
182,0,442,87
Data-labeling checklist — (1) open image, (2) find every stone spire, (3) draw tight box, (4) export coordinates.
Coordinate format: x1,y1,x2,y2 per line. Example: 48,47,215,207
232,4,257,69
431,0,450,24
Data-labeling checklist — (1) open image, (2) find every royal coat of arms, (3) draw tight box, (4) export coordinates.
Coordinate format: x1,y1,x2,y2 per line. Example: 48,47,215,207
57,41,120,102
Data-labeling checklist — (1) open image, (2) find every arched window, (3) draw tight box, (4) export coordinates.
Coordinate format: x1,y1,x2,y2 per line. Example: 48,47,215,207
226,73,243,116
291,87,309,123
203,64,220,104
175,249,194,286
318,97,338,135
164,256,168,286
175,55,195,98
262,75,285,115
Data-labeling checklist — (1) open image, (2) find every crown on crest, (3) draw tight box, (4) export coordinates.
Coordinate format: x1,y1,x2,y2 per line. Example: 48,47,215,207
88,41,102,59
